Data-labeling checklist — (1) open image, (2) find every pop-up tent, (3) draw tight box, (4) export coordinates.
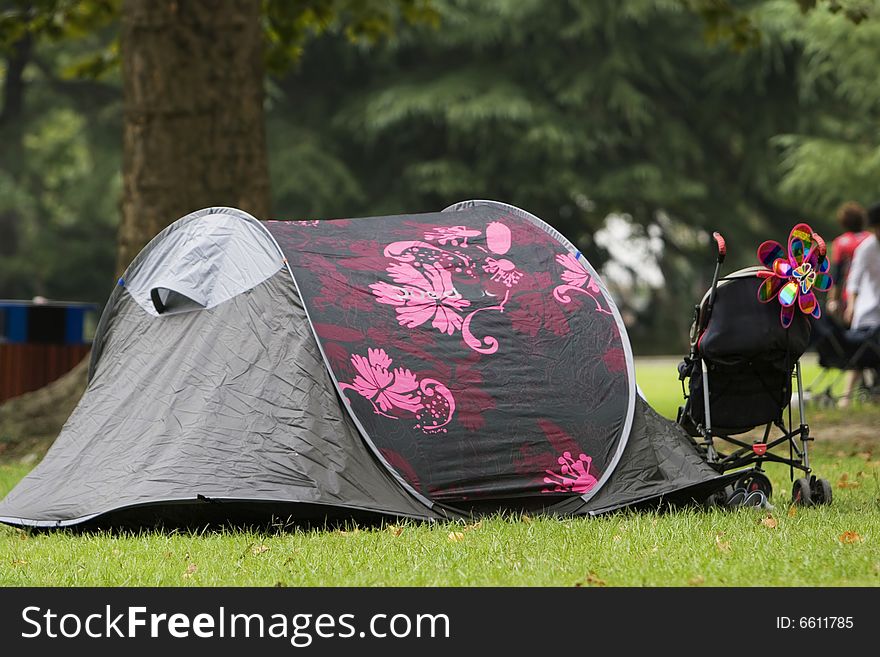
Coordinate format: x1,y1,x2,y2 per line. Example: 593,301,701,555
0,201,728,527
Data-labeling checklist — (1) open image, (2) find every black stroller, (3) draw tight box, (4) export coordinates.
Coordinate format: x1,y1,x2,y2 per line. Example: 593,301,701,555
806,315,880,407
677,233,832,507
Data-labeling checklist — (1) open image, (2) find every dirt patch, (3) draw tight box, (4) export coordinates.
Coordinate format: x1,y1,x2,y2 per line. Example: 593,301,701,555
0,359,87,461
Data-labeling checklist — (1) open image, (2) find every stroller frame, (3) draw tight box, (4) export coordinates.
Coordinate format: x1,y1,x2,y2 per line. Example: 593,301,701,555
677,233,831,507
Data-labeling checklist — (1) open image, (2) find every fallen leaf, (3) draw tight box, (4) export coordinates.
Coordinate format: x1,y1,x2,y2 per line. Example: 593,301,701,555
252,545,270,555
858,452,872,460
386,525,404,537
586,572,606,586
447,531,465,542
788,506,798,518
688,576,705,586
463,521,483,532
575,572,606,587
11,559,28,566
521,514,532,524
761,516,778,529
182,563,197,578
839,531,861,544
837,473,860,489
715,534,731,553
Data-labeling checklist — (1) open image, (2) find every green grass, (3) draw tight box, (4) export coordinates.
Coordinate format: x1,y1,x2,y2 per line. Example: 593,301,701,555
1,358,878,586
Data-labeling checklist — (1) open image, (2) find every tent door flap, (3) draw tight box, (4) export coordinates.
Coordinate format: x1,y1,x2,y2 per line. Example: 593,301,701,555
149,282,207,315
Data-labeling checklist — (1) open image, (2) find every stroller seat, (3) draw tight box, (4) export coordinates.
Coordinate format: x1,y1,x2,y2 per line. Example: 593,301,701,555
680,267,811,435
677,233,831,508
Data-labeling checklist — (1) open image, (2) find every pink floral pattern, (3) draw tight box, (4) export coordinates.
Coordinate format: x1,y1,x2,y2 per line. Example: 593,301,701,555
348,348,422,414
370,263,470,335
373,222,525,354
424,225,482,247
553,253,612,315
507,273,570,338
542,451,598,494
339,348,455,433
267,211,629,501
483,257,523,287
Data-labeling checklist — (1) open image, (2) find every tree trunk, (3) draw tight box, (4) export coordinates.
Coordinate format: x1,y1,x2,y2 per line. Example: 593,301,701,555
0,1,271,460
117,0,270,274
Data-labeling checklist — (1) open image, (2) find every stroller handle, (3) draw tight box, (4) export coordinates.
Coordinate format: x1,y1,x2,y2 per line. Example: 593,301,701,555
712,232,726,263
813,232,827,259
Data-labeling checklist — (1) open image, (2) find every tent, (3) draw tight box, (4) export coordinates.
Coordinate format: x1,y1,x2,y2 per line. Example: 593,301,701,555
0,201,728,528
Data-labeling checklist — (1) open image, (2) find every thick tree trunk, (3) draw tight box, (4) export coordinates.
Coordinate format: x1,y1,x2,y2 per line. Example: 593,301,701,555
0,1,271,460
117,0,270,273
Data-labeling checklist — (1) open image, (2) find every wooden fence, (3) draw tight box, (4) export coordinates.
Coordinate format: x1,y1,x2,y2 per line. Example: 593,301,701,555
0,343,91,402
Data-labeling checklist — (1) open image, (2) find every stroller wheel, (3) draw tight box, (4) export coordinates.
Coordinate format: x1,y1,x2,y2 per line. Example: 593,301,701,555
792,478,812,506
736,471,773,500
811,478,833,506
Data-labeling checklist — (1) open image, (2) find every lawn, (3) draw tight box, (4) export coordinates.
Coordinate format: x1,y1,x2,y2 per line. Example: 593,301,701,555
1,357,878,586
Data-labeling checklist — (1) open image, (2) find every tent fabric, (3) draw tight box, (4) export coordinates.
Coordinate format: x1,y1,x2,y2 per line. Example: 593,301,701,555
698,268,811,365
0,202,729,528
0,270,440,526
265,204,634,504
568,396,730,514
123,207,282,317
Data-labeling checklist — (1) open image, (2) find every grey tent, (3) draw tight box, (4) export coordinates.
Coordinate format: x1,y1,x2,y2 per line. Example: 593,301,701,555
0,202,727,528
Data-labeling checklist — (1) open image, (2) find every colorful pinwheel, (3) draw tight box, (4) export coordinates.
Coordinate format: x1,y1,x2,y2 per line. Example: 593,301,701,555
756,223,832,328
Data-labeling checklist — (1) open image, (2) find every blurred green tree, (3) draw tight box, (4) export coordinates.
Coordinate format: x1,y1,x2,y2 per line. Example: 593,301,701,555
267,0,836,350
0,0,874,343
0,0,437,280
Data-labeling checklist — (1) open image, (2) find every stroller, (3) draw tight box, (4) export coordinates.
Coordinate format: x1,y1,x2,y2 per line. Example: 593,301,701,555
677,232,832,507
806,315,880,407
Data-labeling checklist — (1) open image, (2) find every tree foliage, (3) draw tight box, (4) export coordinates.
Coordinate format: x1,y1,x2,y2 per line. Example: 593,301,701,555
0,0,876,352
267,0,847,349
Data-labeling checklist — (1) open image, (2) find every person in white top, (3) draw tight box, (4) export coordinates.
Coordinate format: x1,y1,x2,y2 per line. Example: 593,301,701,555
841,203,880,406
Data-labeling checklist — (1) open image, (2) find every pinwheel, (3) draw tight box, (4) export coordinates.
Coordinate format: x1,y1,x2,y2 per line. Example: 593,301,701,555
756,222,832,328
